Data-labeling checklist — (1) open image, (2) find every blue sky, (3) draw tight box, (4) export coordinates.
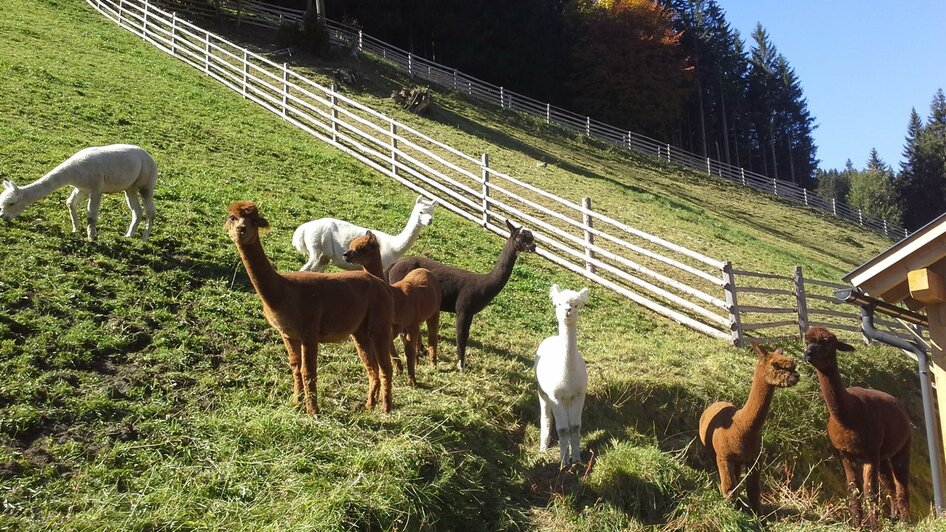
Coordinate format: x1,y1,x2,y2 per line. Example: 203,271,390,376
720,0,946,172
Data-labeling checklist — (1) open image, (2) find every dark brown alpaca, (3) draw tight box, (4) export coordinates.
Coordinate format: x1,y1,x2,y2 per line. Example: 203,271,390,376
387,219,536,369
699,343,800,514
804,326,911,529
343,231,441,386
225,201,395,414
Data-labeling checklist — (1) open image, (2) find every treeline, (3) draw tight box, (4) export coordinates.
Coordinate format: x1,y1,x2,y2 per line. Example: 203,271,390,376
322,0,817,187
817,90,946,231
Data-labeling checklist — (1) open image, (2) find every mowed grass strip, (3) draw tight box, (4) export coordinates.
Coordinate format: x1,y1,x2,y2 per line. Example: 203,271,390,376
0,1,941,529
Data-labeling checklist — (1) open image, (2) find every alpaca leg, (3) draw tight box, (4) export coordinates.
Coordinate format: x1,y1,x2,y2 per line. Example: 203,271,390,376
840,453,864,528
550,403,571,467
66,188,85,233
281,336,304,406
716,457,739,501
85,192,102,241
889,444,910,521
426,311,440,364
390,327,403,374
454,311,473,370
351,333,379,410
861,460,880,530
373,328,394,413
745,465,762,515
404,324,420,386
537,390,553,452
124,190,143,238
567,394,585,464
141,188,156,241
879,460,896,518
299,340,319,415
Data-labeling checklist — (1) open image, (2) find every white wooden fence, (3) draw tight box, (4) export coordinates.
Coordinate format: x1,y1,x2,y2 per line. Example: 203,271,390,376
87,0,744,343
160,0,908,241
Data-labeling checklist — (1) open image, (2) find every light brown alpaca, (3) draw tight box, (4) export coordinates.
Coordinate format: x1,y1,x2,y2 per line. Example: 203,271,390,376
343,231,441,386
224,201,395,414
699,343,800,514
804,326,911,529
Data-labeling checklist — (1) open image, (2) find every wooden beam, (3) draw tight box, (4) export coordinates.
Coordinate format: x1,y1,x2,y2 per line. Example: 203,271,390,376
910,268,946,304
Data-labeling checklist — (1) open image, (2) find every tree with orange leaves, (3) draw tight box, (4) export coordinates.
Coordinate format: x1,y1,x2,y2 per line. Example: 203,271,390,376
567,0,692,139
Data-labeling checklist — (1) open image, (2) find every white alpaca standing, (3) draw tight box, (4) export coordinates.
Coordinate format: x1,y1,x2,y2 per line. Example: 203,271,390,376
535,284,590,466
0,144,158,241
292,195,437,272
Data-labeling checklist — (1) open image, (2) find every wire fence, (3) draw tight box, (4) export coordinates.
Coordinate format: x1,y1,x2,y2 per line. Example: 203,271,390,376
158,0,909,241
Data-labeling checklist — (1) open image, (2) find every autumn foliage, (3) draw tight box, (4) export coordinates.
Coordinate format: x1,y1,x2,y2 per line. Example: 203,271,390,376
567,0,692,138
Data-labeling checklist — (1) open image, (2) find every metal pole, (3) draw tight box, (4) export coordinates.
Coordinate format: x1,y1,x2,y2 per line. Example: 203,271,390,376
582,197,595,274
722,261,743,347
481,153,490,228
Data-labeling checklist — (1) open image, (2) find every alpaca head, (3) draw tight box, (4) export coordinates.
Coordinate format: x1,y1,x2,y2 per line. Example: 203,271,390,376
506,219,537,253
751,343,800,388
413,196,438,227
803,326,854,370
0,180,25,221
550,284,590,326
342,230,380,265
224,201,270,245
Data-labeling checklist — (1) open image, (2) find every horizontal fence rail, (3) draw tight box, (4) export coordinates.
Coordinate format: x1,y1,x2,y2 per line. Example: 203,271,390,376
165,0,908,241
88,0,741,342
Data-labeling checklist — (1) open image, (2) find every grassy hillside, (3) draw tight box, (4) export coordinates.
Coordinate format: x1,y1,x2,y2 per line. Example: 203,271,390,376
0,0,940,529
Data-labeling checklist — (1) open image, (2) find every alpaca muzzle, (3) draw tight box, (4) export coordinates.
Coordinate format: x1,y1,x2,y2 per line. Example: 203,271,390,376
341,250,354,263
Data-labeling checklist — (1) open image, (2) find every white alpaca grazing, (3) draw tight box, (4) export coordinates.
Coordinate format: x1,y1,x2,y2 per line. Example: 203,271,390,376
535,284,590,466
0,144,158,241
292,195,437,272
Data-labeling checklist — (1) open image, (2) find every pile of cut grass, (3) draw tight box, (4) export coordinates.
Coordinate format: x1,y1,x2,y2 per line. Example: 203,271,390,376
0,1,941,529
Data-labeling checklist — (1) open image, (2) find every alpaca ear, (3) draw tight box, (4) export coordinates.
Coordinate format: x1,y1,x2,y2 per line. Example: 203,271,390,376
2,180,16,191
751,342,766,357
837,341,855,352
549,284,560,299
415,195,424,204
506,219,519,233
774,347,784,355
366,230,378,243
576,288,590,305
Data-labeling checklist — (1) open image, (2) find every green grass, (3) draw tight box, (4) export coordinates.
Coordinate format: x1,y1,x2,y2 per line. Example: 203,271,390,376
0,0,943,529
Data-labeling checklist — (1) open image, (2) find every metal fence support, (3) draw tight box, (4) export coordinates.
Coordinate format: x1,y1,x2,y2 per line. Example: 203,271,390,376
582,197,595,274
722,261,743,347
281,63,288,117
390,121,398,175
793,266,809,339
773,179,779,196
546,103,551,124
481,153,490,228
803,188,809,206
499,86,504,110
330,82,338,142
241,51,248,97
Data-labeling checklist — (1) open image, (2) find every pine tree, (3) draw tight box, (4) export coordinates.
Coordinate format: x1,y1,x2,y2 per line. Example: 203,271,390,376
899,90,946,230
849,151,901,224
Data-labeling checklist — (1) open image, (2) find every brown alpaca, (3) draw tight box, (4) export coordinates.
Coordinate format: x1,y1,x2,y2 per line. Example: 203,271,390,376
699,343,799,514
224,201,395,414
804,326,911,529
343,231,441,386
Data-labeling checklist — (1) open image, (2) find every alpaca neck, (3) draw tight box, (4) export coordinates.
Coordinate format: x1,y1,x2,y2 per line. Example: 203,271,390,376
483,237,519,294
18,165,75,206
360,254,385,280
734,364,776,434
388,208,424,256
556,319,582,381
815,364,853,423
236,237,288,306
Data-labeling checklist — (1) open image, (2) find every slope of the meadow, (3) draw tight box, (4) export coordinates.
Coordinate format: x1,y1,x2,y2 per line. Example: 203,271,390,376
0,1,939,530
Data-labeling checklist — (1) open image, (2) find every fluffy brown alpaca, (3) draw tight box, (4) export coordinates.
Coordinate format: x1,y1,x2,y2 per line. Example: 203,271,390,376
343,231,441,386
699,343,800,514
225,201,395,414
803,326,911,529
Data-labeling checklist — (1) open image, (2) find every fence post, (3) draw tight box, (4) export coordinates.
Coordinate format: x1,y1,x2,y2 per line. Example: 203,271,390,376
666,144,671,163
793,266,809,340
706,158,711,175
586,117,591,137
722,261,743,347
740,168,746,186
281,63,288,117
358,30,363,52
390,121,398,176
626,131,632,149
499,87,504,109
803,188,809,206
481,153,490,228
582,197,596,274
453,69,458,91
170,11,177,55
407,53,413,77
858,209,864,225
832,198,837,215
118,0,124,25
773,179,778,196
883,219,888,237
546,103,551,124
204,33,211,75
241,51,248,97
142,1,149,36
